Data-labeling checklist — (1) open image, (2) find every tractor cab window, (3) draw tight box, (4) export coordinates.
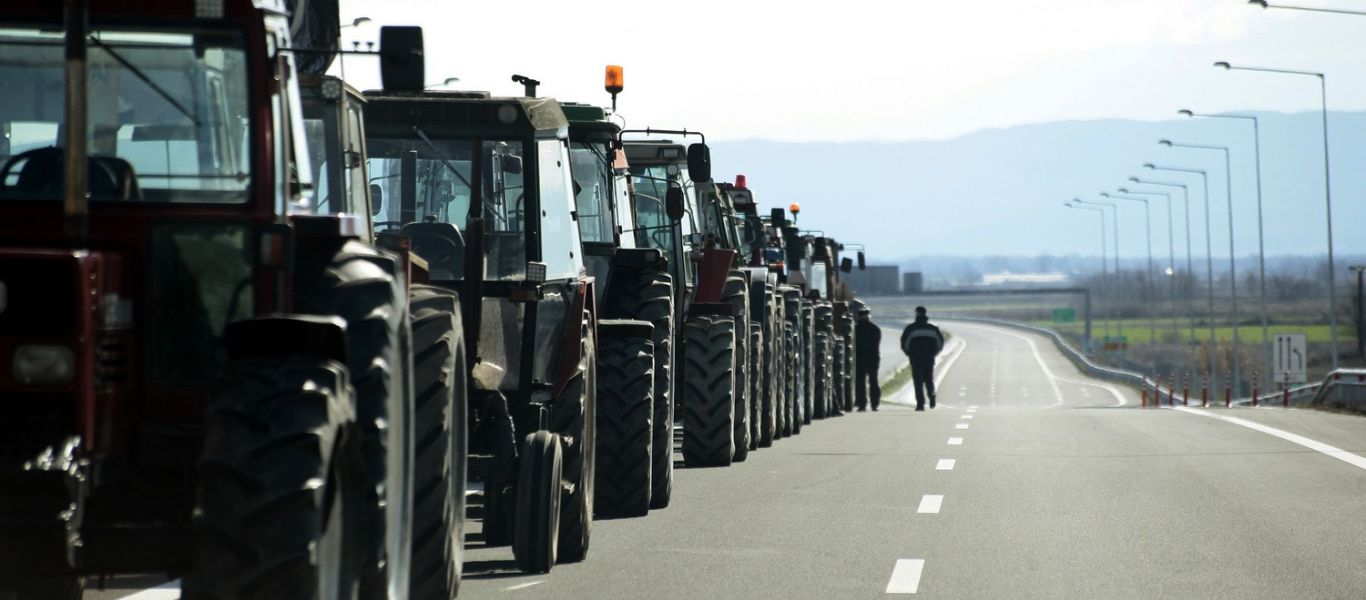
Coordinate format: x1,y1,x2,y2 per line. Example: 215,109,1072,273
537,139,580,280
613,171,637,249
302,96,368,216
569,142,615,244
366,138,528,281
810,261,828,297
0,27,251,203
631,164,676,255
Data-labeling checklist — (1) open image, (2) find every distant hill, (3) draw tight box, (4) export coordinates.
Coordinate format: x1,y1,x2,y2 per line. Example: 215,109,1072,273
711,111,1366,269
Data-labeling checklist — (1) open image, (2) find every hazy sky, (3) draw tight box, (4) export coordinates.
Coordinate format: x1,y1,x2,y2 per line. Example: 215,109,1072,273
333,0,1366,142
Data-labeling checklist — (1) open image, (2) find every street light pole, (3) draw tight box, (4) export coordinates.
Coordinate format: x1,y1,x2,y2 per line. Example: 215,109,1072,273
1217,61,1339,370
1121,187,1178,343
1249,0,1366,16
1181,110,1272,392
1104,192,1157,350
1160,141,1241,395
1074,198,1123,338
1132,177,1197,343
1145,164,1217,388
1065,202,1110,346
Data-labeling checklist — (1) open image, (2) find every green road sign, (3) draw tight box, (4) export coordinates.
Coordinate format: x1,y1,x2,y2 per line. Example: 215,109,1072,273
1052,308,1076,323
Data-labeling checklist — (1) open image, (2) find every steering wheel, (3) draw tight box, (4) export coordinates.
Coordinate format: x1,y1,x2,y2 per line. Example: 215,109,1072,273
1,146,122,198
406,231,463,275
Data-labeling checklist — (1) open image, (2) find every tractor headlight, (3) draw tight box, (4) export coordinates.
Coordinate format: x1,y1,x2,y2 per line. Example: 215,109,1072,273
13,345,75,385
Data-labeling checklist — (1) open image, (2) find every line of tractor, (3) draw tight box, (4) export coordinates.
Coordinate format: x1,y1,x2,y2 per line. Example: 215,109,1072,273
0,2,871,598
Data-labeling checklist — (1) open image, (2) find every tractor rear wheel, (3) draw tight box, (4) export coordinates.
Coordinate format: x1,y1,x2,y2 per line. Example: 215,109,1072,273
832,337,847,416
294,241,408,598
748,322,762,451
186,357,365,600
513,432,562,574
757,285,778,448
601,270,675,510
786,323,802,435
555,313,597,564
813,332,832,419
406,285,467,600
681,314,736,467
593,324,654,518
722,273,751,462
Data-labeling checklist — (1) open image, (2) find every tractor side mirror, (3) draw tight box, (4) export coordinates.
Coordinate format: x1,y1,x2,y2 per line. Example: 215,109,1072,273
370,184,383,216
379,26,425,92
686,143,710,183
840,257,853,273
857,251,866,270
665,185,685,221
501,154,524,174
769,207,786,228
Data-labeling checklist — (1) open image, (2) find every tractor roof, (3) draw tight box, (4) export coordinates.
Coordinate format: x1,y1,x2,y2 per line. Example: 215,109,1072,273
623,140,686,166
361,91,568,139
562,102,620,143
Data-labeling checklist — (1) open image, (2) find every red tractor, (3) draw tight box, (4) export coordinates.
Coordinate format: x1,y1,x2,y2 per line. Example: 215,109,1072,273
0,2,453,598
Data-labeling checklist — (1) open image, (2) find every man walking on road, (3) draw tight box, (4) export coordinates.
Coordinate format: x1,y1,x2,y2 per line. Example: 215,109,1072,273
900,306,944,411
854,304,881,411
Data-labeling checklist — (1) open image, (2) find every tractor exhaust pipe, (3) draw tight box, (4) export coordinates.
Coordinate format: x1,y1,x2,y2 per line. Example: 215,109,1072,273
63,0,89,241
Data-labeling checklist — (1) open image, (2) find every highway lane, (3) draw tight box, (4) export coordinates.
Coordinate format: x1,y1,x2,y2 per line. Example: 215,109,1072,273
96,319,1366,598
460,319,1366,599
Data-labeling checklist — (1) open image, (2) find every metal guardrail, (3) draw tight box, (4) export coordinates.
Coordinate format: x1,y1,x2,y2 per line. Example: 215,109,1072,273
942,315,1366,411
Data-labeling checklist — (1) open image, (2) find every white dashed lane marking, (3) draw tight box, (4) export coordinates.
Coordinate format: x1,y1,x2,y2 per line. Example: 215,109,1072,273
917,494,944,514
961,415,973,420
886,559,925,594
955,423,969,430
947,437,963,446
936,459,956,471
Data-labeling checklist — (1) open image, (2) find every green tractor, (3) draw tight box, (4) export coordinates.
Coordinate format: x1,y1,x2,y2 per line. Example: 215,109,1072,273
562,99,675,515
362,88,599,574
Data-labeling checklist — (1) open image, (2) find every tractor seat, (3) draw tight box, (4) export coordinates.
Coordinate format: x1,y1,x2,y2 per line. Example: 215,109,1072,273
401,222,465,281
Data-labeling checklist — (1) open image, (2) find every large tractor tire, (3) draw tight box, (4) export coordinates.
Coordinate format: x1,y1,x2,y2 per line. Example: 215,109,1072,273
754,284,778,448
748,322,763,451
293,241,410,598
406,285,467,600
593,323,654,519
554,312,597,563
722,273,751,462
0,447,84,599
786,323,802,435
797,304,808,426
512,432,562,574
681,314,737,467
775,303,791,439
832,337,847,416
602,269,675,510
186,357,365,600
813,332,832,419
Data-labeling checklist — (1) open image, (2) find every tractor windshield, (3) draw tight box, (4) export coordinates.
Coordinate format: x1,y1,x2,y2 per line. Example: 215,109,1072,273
366,137,530,281
630,164,678,255
0,26,251,203
569,142,616,244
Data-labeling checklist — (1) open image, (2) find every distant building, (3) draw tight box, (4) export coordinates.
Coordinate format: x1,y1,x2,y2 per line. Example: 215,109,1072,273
843,265,900,296
980,271,1069,286
903,272,923,294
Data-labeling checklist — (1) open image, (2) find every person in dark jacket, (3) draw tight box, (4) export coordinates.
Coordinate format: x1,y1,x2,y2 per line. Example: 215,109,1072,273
900,306,944,411
854,304,881,411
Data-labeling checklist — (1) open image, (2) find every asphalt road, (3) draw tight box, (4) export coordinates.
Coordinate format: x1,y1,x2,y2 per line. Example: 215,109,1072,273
459,319,1366,599
95,319,1366,598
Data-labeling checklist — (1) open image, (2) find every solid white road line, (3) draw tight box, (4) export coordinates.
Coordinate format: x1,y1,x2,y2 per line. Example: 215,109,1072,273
955,423,969,430
886,559,925,594
1170,407,1366,471
504,581,546,591
117,581,180,600
936,459,956,471
947,437,963,445
917,494,944,514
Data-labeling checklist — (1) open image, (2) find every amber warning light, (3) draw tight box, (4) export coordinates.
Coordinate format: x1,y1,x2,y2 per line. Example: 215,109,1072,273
605,65,624,110
789,202,801,223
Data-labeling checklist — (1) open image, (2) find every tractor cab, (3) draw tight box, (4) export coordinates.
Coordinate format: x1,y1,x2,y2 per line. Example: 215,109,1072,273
362,90,589,408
